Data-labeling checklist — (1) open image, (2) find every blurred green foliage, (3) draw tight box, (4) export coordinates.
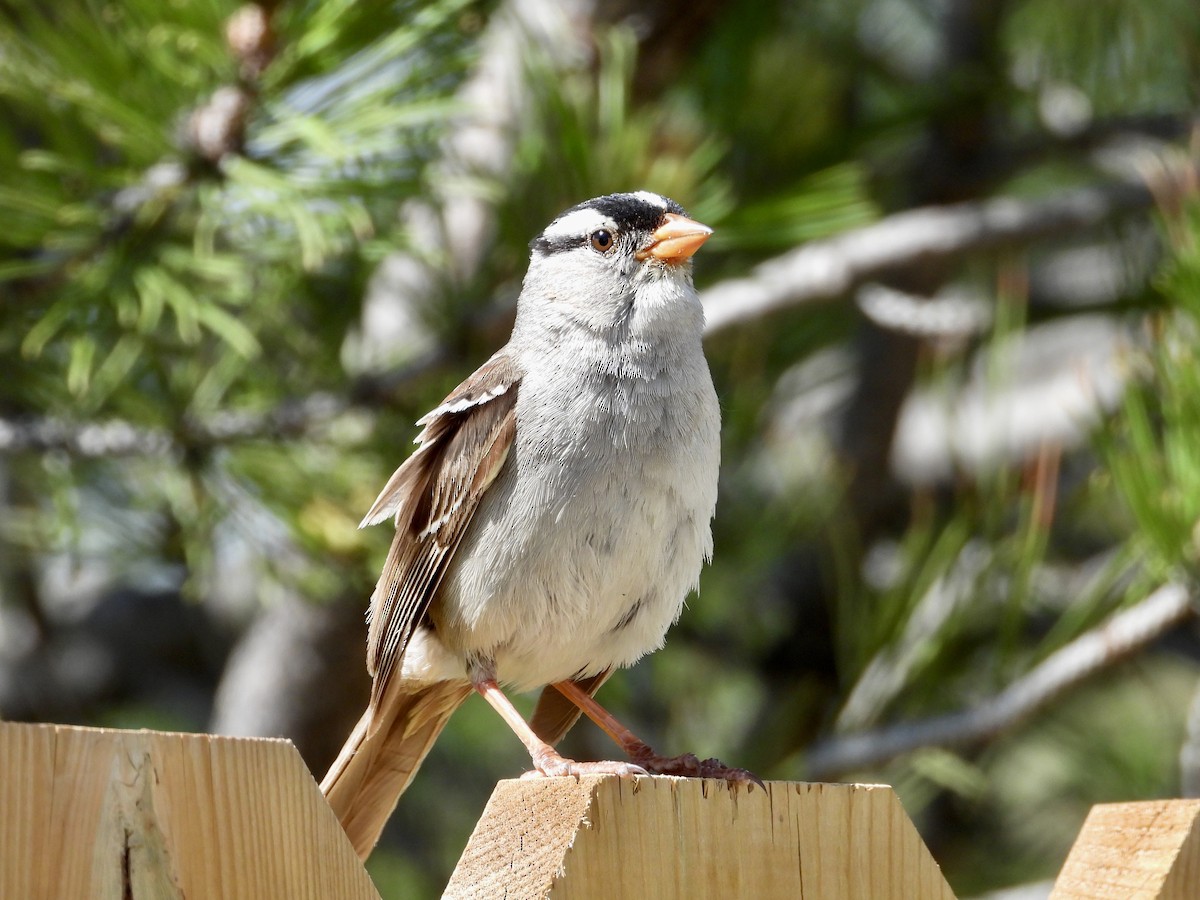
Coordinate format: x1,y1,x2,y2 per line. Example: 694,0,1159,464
2,1,1199,897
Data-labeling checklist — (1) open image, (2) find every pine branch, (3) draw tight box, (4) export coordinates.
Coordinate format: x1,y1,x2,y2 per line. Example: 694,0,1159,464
355,0,601,370
0,339,461,458
803,581,1196,780
3,163,1192,459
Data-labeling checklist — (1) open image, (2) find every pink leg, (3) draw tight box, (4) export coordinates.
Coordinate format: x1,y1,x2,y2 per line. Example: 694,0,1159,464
474,678,647,778
552,680,763,788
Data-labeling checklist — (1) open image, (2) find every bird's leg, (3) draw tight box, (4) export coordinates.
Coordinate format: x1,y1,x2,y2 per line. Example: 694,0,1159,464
473,677,647,779
551,679,763,788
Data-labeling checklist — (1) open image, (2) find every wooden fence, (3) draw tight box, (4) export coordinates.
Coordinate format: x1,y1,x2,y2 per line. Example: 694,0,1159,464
1,722,1196,898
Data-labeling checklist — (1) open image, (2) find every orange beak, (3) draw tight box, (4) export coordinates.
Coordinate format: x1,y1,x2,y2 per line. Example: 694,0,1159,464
635,213,713,263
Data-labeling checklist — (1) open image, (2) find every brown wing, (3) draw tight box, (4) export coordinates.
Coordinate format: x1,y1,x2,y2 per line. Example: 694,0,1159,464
363,348,521,711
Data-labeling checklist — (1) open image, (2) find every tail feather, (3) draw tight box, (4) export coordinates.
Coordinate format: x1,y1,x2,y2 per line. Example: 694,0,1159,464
321,680,471,859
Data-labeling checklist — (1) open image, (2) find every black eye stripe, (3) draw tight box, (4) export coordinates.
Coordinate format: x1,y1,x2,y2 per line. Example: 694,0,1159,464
531,230,618,255
530,233,590,254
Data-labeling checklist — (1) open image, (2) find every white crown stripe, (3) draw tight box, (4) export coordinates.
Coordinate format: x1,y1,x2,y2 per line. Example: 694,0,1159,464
541,208,615,243
631,190,669,208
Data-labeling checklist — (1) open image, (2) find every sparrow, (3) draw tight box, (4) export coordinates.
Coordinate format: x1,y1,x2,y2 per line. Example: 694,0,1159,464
321,191,755,860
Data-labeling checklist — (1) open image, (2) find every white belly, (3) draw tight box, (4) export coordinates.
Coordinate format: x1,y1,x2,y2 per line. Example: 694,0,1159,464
432,349,719,692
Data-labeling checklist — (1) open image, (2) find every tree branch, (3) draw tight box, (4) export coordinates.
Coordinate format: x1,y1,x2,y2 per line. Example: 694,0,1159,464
0,346,460,457
803,581,1196,780
0,417,176,458
0,393,351,458
701,171,1190,336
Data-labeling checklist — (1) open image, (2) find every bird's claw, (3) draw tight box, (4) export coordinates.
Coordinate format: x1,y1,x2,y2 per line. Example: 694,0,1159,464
631,751,765,790
523,747,760,788
526,750,649,780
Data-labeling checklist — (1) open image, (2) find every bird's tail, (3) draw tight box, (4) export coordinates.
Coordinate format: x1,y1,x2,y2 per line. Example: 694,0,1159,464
321,680,472,860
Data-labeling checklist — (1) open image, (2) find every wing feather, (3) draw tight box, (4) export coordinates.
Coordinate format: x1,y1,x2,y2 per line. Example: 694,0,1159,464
362,348,521,710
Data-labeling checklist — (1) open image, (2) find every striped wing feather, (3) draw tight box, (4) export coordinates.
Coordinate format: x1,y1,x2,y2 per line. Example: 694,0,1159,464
362,349,521,710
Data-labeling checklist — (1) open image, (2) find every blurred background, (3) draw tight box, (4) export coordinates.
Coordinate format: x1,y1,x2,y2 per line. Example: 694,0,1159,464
2,0,1199,896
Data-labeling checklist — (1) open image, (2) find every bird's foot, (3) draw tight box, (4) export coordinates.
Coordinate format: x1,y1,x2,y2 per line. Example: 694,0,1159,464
629,750,765,789
524,747,648,780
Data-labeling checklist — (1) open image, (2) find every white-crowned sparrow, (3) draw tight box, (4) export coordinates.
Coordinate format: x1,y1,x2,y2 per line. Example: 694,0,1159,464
322,192,755,860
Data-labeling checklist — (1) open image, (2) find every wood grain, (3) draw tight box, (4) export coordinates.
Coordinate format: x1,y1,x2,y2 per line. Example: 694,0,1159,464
0,721,380,900
443,776,957,899
1051,800,1200,900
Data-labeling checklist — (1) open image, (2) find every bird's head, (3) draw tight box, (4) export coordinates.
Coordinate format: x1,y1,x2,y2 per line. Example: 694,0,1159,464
518,192,712,338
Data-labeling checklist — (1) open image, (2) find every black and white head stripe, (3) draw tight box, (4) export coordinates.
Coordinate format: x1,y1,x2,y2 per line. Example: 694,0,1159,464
530,192,686,254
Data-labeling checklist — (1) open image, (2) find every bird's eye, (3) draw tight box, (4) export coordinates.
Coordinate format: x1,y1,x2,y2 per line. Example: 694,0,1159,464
590,229,614,253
